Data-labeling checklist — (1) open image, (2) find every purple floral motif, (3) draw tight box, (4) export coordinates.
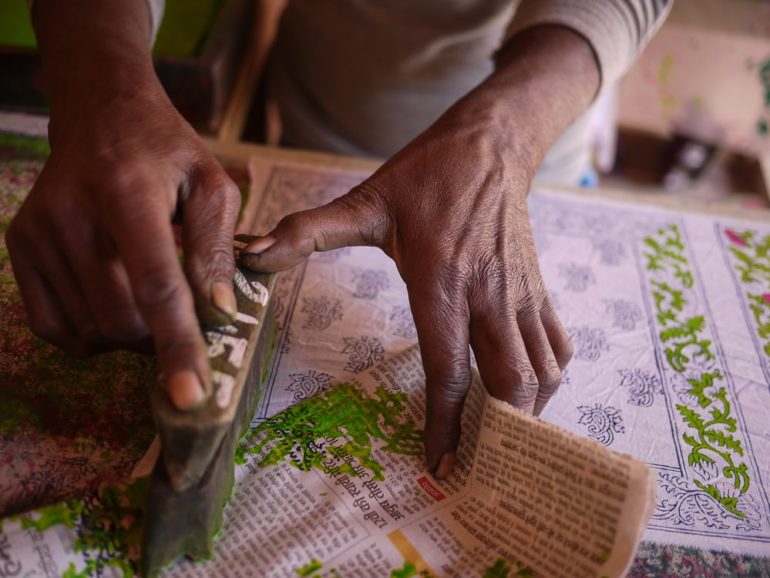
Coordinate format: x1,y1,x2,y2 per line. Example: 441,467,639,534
593,238,626,266
577,404,624,445
390,305,417,339
315,247,352,264
287,370,333,401
301,296,343,331
604,299,644,331
352,269,390,300
559,263,595,292
342,336,385,373
568,326,609,361
618,368,663,407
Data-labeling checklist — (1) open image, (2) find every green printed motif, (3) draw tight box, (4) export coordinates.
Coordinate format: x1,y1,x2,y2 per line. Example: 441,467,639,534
6,383,422,578
237,382,423,480
17,479,147,577
724,228,770,358
643,225,750,518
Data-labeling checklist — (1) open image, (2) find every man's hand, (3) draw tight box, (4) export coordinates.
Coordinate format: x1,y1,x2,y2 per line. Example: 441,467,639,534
6,0,241,410
241,26,598,478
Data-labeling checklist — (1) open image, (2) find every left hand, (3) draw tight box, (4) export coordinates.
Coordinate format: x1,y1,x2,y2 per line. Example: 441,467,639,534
240,106,573,478
241,26,600,479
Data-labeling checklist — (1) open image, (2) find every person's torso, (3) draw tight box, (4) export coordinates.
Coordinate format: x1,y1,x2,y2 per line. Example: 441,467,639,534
269,0,518,157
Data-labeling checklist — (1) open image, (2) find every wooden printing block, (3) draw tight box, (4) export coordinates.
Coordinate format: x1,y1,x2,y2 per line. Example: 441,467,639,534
141,267,277,577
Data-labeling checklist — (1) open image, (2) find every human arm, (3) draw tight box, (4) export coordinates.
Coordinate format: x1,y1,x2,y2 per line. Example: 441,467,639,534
6,0,239,409
240,25,599,476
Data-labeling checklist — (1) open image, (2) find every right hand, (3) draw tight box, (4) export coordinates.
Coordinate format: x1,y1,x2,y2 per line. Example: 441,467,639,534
5,80,241,411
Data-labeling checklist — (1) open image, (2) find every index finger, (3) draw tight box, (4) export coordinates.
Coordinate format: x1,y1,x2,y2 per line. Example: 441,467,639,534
409,281,471,480
106,177,209,410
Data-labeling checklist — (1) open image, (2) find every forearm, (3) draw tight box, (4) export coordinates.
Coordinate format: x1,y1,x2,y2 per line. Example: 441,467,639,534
439,26,599,184
32,0,160,131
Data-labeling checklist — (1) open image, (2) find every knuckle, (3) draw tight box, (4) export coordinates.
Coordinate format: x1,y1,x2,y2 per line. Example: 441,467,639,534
441,374,472,400
430,366,472,403
516,302,540,325
155,332,201,363
102,160,147,191
277,212,305,240
540,362,562,389
336,185,391,246
186,245,234,285
96,310,148,343
515,364,538,387
198,178,242,220
216,180,241,207
514,367,539,401
475,261,519,291
346,182,384,209
133,271,188,315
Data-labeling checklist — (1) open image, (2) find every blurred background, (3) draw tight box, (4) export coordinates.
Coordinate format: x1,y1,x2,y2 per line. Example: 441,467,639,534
1,0,769,207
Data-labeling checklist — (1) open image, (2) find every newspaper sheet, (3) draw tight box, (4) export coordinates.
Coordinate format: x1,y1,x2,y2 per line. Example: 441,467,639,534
0,354,655,577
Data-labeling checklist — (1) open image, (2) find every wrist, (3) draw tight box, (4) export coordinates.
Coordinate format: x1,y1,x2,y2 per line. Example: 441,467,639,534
33,0,159,132
47,71,167,148
441,89,543,184
444,25,599,178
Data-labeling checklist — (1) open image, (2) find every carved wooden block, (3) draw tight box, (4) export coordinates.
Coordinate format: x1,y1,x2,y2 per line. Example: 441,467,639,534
142,267,277,577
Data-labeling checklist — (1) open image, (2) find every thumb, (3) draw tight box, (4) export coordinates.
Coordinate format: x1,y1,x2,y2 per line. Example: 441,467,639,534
241,185,390,272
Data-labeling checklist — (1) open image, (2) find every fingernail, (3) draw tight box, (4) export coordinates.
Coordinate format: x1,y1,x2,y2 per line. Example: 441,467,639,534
243,235,276,257
168,370,206,410
433,452,455,480
211,281,237,322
